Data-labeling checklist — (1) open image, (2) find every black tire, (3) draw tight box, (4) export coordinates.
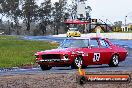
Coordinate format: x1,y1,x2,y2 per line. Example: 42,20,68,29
71,56,83,69
109,54,119,67
82,65,87,68
40,65,52,70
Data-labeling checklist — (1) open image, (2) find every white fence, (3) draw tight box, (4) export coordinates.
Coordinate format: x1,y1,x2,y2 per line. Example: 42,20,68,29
53,33,132,40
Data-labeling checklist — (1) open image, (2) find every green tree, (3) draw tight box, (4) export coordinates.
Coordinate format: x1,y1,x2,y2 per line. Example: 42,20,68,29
0,0,22,34
38,0,52,35
129,25,132,31
0,0,5,20
53,0,68,34
70,0,78,19
114,21,122,28
8,0,21,32
114,21,122,32
22,0,38,34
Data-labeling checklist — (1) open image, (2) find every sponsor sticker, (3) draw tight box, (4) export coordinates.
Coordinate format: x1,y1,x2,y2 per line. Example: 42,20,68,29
77,68,131,85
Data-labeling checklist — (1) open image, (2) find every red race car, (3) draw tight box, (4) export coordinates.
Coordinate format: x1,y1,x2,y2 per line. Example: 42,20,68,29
35,37,128,70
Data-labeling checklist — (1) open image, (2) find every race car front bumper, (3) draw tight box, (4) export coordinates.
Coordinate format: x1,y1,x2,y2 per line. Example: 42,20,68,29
36,59,71,67
36,59,70,62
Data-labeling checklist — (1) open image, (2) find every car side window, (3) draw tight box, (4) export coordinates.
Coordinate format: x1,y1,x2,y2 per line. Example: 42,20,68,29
99,39,110,48
83,39,89,47
90,39,99,48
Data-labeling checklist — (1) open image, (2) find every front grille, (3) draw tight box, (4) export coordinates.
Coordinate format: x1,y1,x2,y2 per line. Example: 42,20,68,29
42,54,61,59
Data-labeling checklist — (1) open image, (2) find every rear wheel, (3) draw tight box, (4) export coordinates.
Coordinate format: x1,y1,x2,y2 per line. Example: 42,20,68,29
82,65,87,68
71,56,83,69
40,65,52,70
109,54,119,67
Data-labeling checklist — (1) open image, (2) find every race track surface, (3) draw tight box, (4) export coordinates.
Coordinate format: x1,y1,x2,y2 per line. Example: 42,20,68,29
0,56,131,76
0,36,131,76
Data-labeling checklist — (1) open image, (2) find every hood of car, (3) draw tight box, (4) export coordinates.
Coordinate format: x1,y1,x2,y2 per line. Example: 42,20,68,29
36,48,80,55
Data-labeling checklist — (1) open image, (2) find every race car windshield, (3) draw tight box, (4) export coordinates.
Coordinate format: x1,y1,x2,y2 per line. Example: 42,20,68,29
58,39,89,48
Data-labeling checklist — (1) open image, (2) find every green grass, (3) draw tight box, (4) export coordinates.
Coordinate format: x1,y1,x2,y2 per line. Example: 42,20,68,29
0,35,57,68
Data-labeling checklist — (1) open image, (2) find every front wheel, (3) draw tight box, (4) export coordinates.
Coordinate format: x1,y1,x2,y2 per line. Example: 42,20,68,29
40,65,52,70
71,56,83,69
109,54,119,67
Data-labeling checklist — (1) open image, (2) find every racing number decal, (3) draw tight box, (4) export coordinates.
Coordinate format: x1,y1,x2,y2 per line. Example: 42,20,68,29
93,53,100,62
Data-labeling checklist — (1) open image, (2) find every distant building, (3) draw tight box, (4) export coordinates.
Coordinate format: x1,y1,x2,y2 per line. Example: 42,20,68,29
121,24,131,32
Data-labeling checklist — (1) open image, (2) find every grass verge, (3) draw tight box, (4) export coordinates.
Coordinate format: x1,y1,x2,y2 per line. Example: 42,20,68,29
0,35,57,68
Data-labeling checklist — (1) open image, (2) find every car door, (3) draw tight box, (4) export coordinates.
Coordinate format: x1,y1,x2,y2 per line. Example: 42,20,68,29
82,38,101,65
98,39,113,64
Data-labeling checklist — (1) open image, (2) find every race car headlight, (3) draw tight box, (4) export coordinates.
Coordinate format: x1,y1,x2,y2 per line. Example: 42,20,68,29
65,54,68,58
35,54,39,58
62,54,69,60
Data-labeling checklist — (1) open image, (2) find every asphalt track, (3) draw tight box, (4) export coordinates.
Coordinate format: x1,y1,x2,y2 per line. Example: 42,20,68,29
0,36,132,76
0,56,131,76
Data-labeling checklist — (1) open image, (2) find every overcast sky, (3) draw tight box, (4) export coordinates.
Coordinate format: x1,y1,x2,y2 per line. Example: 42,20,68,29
88,0,132,24
2,0,132,24
49,0,132,24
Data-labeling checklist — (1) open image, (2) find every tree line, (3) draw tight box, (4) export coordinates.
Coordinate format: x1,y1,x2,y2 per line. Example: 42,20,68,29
0,0,92,35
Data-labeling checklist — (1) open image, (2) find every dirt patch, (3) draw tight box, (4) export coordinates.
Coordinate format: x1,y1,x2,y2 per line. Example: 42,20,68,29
0,71,132,88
